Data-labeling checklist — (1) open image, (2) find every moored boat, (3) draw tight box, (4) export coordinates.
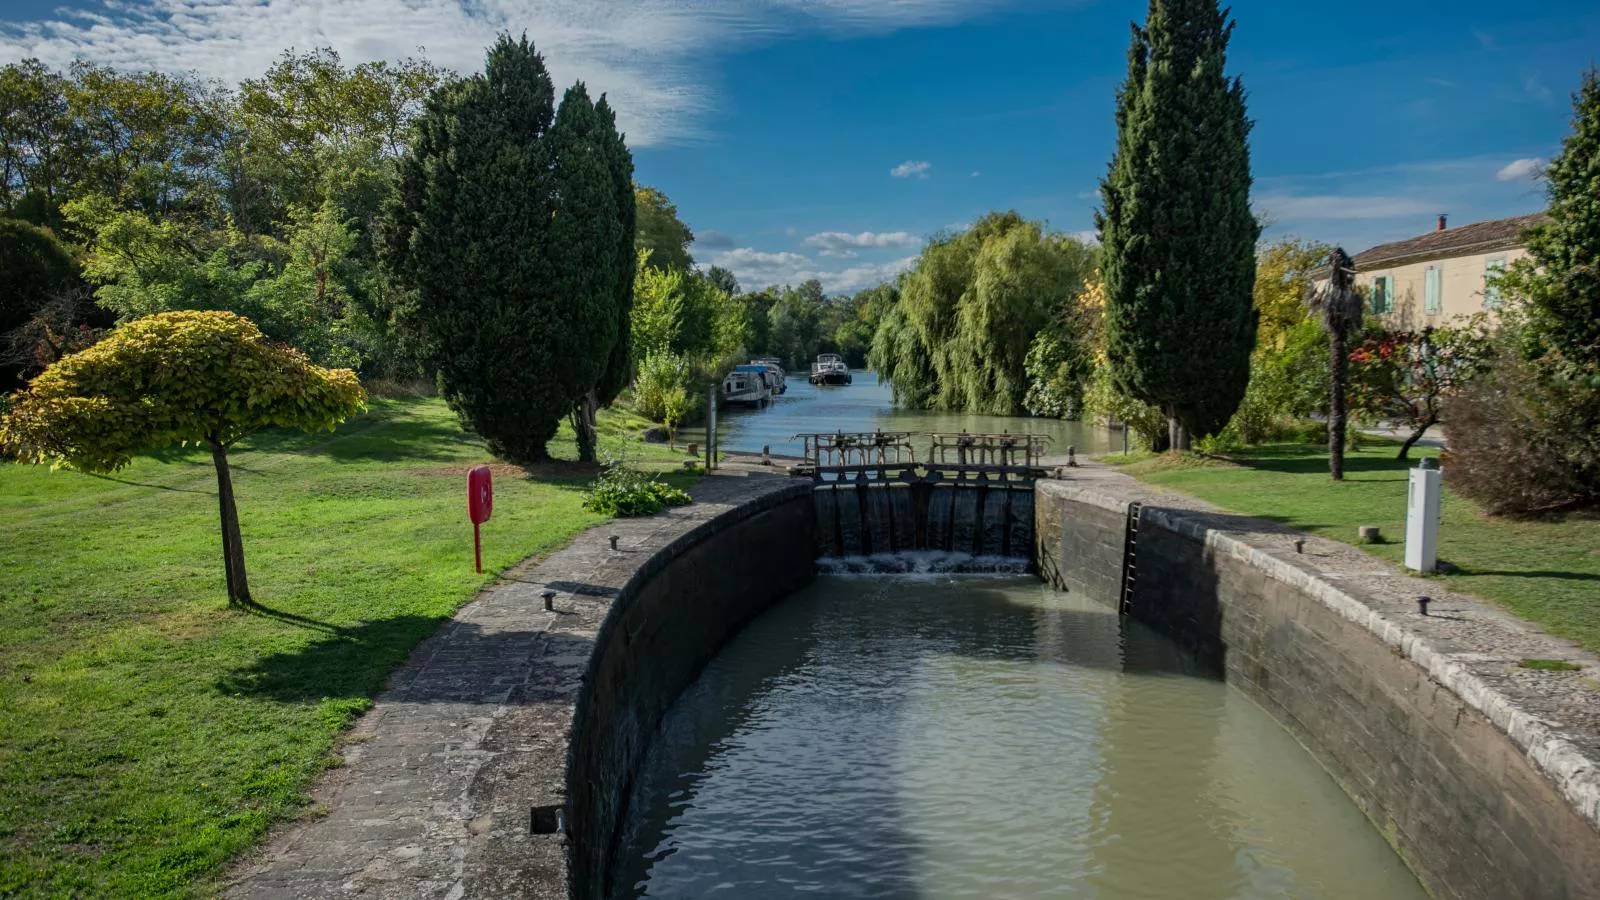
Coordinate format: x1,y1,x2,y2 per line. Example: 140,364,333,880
750,357,788,394
723,364,774,407
809,352,852,386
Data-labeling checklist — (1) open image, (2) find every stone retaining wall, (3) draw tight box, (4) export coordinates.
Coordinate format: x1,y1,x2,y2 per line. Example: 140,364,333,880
1036,474,1600,900
566,480,813,899
228,470,812,900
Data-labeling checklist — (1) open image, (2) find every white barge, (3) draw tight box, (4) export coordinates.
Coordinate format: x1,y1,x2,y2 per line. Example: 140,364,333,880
809,352,852,386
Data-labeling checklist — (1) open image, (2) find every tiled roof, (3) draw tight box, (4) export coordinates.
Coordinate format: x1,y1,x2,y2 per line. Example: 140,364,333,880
1353,212,1549,269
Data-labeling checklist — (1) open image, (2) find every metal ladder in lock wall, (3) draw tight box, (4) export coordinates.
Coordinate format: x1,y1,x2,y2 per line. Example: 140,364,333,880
1119,502,1143,615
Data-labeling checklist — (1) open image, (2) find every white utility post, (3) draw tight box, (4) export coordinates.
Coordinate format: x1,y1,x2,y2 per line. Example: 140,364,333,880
1405,457,1442,572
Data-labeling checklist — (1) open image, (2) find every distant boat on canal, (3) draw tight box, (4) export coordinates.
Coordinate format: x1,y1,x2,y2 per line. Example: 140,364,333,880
750,357,788,394
809,352,852,386
723,364,778,407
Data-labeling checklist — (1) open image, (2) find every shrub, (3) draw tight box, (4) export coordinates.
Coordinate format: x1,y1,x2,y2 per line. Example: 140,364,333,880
581,463,691,517
1443,353,1600,516
632,350,692,422
1084,365,1169,451
1447,68,1600,515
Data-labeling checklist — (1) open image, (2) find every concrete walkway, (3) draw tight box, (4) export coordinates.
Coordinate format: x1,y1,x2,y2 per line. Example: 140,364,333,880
1359,424,1447,448
227,462,797,900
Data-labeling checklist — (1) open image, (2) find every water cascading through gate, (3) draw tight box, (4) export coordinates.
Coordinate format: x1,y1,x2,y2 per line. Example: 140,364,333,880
795,431,1047,569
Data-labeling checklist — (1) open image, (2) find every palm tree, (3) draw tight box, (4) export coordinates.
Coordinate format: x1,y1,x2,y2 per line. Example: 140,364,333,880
1312,247,1365,480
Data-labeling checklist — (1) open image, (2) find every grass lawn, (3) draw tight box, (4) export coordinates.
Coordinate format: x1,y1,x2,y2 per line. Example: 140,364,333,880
0,394,687,897
1103,443,1600,654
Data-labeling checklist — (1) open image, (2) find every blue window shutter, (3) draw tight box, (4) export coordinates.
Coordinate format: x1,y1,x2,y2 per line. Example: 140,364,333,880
1484,258,1505,308
1425,267,1442,314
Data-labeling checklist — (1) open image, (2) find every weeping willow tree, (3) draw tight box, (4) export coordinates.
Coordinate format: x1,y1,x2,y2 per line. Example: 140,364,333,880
869,212,1094,415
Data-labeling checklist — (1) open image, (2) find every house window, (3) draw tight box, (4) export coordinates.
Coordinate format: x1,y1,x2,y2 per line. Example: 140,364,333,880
1370,275,1393,314
1484,257,1506,309
1424,266,1442,314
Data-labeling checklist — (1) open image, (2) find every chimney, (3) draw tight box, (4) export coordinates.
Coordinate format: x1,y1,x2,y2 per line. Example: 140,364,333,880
1437,214,1448,231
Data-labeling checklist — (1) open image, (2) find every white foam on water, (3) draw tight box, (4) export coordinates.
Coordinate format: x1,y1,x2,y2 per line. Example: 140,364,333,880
815,550,1030,576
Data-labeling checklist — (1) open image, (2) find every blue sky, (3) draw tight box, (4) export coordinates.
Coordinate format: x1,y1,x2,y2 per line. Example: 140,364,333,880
4,0,1595,293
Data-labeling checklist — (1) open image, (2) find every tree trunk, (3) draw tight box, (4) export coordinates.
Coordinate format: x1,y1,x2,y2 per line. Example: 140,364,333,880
209,441,251,605
1329,328,1349,480
571,391,599,463
1397,416,1435,461
1167,413,1191,452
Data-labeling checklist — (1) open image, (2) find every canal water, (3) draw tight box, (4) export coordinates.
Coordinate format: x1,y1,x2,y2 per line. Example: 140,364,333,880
613,575,1427,900
680,371,1121,458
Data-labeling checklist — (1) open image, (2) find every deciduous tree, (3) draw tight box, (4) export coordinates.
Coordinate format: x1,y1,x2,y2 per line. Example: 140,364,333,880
0,311,365,604
1348,321,1493,460
634,185,694,272
873,213,1093,415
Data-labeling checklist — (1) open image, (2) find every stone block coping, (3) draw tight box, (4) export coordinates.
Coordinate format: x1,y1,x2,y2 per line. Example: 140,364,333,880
1039,464,1600,834
227,466,806,900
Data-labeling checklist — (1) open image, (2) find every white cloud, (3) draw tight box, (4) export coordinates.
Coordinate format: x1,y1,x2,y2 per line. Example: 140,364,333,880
1070,229,1100,246
1253,194,1439,221
969,170,980,178
710,246,915,293
803,230,919,257
1496,157,1542,181
0,0,1021,147
890,160,931,179
692,229,737,250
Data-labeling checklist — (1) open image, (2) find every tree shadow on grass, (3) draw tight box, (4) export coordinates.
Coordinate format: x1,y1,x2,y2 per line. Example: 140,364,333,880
235,600,346,634
84,472,214,494
240,417,479,464
1455,569,1600,583
1228,451,1418,478
218,613,452,702
1249,514,1336,531
216,614,574,704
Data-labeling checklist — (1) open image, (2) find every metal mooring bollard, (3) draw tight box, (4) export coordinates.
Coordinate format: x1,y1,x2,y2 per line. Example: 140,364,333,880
1294,538,1305,554
1417,595,1432,616
541,589,555,612
1067,445,1078,467
609,534,619,551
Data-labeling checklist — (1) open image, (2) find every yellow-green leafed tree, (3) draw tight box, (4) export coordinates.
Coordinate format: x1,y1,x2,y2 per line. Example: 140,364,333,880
0,310,366,605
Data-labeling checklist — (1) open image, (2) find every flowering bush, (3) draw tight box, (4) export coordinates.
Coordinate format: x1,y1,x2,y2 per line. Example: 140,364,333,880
1347,317,1493,459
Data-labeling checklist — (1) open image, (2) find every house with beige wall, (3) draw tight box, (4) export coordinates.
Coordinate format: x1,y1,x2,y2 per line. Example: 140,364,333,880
1351,212,1547,327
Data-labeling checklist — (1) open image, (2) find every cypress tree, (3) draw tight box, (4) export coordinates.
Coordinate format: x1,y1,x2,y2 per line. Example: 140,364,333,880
383,35,631,464
583,95,638,456
550,84,627,462
1097,0,1259,448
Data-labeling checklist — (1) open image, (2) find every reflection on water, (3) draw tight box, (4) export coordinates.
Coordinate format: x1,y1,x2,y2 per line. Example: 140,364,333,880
678,371,1121,457
613,576,1426,900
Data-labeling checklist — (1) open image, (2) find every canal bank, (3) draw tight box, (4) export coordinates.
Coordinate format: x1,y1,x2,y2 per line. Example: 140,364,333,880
230,458,1600,900
1037,466,1600,900
227,463,814,900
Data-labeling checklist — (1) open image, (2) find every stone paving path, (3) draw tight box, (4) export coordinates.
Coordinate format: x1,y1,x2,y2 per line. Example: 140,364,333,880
227,463,797,900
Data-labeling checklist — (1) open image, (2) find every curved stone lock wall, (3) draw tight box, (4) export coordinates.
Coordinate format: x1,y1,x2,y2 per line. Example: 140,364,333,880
1034,478,1600,900
565,482,814,900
